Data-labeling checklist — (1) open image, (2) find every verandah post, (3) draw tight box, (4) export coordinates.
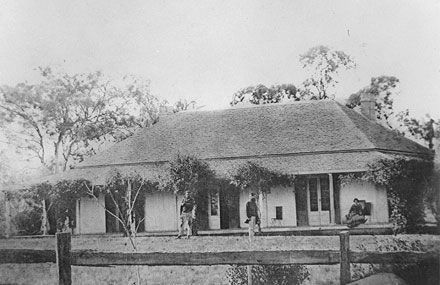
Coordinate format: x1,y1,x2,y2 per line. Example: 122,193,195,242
339,231,351,285
56,232,72,285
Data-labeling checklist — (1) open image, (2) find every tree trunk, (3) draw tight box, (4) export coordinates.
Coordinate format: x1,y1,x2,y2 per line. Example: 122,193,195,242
126,180,136,237
41,199,49,235
4,193,11,237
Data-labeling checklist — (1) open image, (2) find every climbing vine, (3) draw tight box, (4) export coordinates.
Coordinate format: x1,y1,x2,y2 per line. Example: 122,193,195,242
338,157,437,233
166,154,217,231
167,154,216,195
231,161,296,193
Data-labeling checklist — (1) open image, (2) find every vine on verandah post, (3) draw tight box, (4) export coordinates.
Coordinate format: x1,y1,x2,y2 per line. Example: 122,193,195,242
231,161,296,193
338,157,437,233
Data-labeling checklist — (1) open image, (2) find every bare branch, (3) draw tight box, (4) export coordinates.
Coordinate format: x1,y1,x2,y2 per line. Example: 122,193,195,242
129,179,145,214
83,182,137,250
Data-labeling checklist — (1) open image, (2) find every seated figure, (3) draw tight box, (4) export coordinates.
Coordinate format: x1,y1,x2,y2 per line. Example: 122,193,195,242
346,198,367,228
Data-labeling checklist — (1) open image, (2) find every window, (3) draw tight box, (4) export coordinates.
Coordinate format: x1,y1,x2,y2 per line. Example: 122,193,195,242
275,206,283,220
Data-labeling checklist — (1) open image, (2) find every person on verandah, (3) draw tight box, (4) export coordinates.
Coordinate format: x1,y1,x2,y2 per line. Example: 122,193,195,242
346,198,367,228
245,193,260,241
176,191,195,239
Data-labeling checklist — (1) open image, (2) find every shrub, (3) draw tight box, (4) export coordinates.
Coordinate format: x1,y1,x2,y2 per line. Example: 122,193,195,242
226,264,309,285
340,158,436,233
12,207,42,235
352,236,439,285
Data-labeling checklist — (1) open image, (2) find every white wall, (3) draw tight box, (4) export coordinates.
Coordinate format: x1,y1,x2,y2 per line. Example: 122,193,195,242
239,186,297,228
145,191,179,231
266,186,297,227
78,194,106,234
340,181,388,224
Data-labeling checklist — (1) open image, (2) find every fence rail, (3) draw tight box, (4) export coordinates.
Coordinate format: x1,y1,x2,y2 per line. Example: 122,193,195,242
0,231,436,285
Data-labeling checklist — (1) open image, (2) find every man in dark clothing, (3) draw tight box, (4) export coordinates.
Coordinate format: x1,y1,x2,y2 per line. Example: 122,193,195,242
246,193,259,240
177,191,195,239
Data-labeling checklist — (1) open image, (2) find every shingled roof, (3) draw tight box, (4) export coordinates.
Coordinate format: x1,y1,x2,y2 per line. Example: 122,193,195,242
41,100,432,184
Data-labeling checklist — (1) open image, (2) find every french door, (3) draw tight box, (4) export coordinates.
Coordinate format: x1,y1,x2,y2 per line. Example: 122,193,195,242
307,176,331,226
208,190,220,229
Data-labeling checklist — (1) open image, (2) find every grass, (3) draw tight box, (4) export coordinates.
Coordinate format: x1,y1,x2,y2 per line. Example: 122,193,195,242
1,234,439,284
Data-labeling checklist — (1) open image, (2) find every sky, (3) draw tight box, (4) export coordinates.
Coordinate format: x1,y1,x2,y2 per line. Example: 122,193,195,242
0,0,439,118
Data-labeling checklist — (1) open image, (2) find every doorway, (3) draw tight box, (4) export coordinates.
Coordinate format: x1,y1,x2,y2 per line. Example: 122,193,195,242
307,176,330,226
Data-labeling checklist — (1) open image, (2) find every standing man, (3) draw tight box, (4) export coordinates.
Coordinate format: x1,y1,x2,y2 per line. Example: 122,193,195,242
246,192,259,241
177,191,195,239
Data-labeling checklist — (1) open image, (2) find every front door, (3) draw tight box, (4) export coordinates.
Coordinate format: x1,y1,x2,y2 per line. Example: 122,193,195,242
308,177,330,226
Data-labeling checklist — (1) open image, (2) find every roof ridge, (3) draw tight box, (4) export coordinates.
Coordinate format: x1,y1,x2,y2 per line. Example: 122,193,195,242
169,99,336,116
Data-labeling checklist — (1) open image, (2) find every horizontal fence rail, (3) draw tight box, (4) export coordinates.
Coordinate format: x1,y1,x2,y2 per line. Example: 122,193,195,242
70,250,341,266
0,249,56,264
1,249,436,266
0,231,436,285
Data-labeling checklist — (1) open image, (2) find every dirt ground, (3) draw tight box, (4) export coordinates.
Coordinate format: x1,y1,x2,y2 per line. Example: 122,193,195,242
1,234,439,284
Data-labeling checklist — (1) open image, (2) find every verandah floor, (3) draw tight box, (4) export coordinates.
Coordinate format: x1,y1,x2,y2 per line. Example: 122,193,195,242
135,223,394,237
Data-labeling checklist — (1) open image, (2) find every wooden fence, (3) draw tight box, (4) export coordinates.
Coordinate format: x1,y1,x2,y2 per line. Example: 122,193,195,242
0,231,436,285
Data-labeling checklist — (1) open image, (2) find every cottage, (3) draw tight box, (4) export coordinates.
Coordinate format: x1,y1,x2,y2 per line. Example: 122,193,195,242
43,99,432,234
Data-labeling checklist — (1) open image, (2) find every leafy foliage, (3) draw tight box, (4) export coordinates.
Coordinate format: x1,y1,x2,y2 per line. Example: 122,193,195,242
172,98,198,113
0,68,162,173
231,162,295,193
226,265,310,285
300,45,355,100
230,45,355,106
52,179,95,231
230,84,299,106
347,76,399,128
12,207,43,236
339,157,437,232
168,154,216,195
347,75,439,149
352,237,439,285
167,155,216,231
396,114,438,150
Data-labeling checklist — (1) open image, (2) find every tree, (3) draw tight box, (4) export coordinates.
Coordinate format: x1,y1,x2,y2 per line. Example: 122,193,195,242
0,68,162,173
347,76,400,128
0,68,163,234
230,84,299,106
396,114,438,150
173,98,198,113
347,76,439,149
230,45,354,106
0,150,13,187
300,45,355,100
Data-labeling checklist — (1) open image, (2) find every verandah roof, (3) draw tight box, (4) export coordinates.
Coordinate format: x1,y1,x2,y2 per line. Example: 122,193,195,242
37,150,391,185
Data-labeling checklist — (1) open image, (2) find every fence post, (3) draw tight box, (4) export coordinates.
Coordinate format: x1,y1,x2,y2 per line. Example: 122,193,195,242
247,265,253,285
247,215,255,285
339,231,351,285
56,232,72,285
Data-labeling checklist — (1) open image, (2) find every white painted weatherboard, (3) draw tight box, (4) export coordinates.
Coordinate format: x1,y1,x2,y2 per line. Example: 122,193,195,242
78,194,106,234
340,180,389,224
239,187,297,228
266,186,297,227
144,191,178,231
